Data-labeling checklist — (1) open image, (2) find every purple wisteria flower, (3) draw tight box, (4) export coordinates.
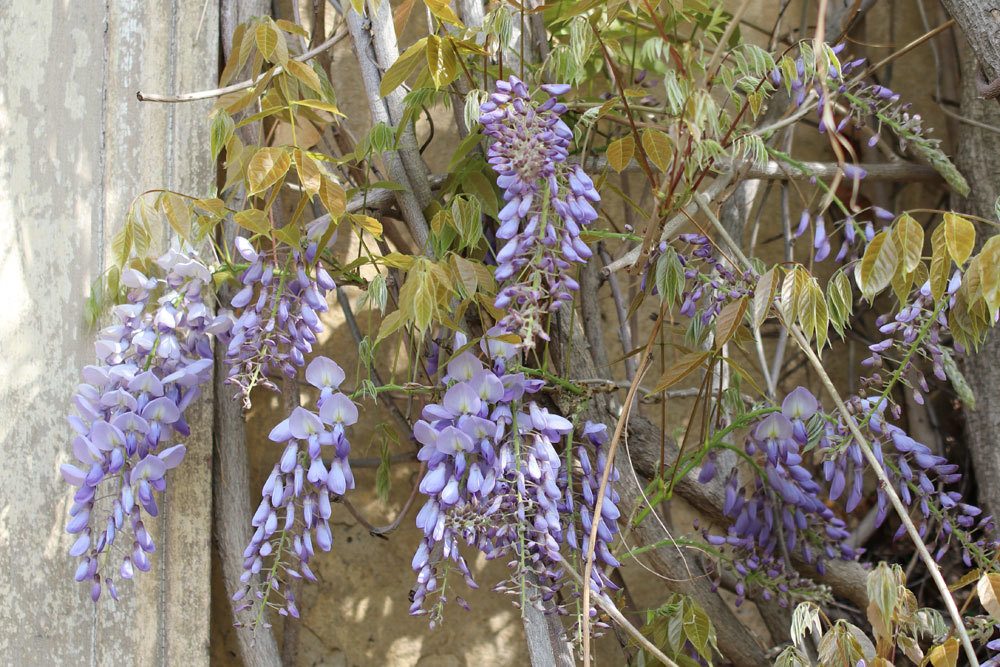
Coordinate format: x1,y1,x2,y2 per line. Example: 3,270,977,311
702,387,855,607
63,249,229,602
408,332,584,623
480,77,600,345
561,422,622,601
822,394,994,566
233,355,357,625
672,234,755,327
225,237,335,405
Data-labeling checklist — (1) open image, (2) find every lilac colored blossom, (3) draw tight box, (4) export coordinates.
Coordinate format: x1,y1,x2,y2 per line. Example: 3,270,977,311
480,76,600,345
63,248,228,602
702,388,855,607
233,356,357,625
225,238,335,405
821,394,995,566
673,234,755,328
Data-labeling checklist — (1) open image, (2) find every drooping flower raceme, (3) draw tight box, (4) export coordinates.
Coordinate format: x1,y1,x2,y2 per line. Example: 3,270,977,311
62,249,229,602
561,422,623,599
480,76,600,344
409,340,566,624
233,356,357,625
703,388,855,607
225,238,335,405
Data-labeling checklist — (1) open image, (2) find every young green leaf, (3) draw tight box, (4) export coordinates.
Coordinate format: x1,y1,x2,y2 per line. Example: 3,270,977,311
379,37,428,98
641,128,673,172
943,212,975,265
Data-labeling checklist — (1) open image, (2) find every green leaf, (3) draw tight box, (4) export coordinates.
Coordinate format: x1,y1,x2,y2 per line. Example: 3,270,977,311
375,441,392,503
210,112,235,161
800,278,828,350
606,135,635,172
944,212,975,265
255,20,287,65
247,147,291,194
273,223,301,247
293,98,345,116
294,149,322,197
654,247,685,306
827,269,853,338
855,230,898,300
375,309,407,343
380,37,428,98
425,35,458,90
111,220,134,267
451,195,482,250
641,128,673,172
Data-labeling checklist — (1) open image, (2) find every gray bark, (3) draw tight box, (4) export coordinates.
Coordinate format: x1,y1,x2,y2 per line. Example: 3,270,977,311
951,34,1000,521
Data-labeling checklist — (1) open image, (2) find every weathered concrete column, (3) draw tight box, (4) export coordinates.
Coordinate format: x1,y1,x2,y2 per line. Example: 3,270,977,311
0,2,218,664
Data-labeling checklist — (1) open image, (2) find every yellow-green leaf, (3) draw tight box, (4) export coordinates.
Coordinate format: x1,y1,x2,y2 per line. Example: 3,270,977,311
800,278,829,350
375,309,407,343
930,223,951,301
255,21,287,65
294,149,322,197
319,175,346,219
928,638,959,667
425,35,458,90
350,213,383,238
893,213,924,274
234,209,271,235
650,351,710,393
780,266,807,321
752,267,778,329
160,193,191,240
380,37,428,98
715,297,747,349
856,230,898,300
978,572,1000,620
944,212,975,265
247,147,291,194
293,98,345,116
275,18,309,38
978,236,1000,316
285,59,323,93
641,128,673,172
606,135,635,172
424,0,462,26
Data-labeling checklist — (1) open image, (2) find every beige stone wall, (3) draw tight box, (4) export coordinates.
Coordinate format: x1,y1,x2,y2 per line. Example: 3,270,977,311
0,2,218,664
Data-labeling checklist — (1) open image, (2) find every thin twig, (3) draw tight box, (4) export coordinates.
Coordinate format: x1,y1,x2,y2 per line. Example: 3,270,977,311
137,28,349,103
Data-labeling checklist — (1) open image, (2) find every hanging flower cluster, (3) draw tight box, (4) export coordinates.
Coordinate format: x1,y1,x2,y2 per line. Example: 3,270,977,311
234,356,357,625
225,238,335,404
862,276,960,405
673,233,755,326
823,395,994,566
409,335,569,624
62,249,229,601
702,388,855,607
560,422,623,598
480,76,600,344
